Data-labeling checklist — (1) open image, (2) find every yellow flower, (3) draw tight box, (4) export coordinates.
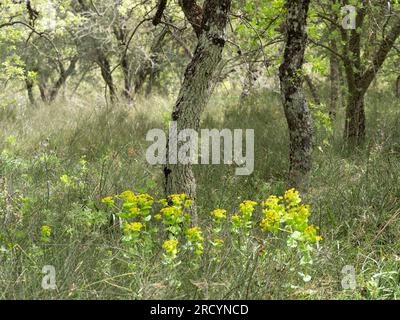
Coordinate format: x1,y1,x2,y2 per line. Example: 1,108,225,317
129,207,141,216
154,214,162,220
213,238,224,247
136,193,154,207
120,190,135,202
211,209,227,220
162,239,179,258
184,199,193,208
240,200,257,213
186,227,204,243
124,222,143,233
260,209,281,232
168,194,188,206
231,215,242,228
40,225,51,242
284,188,301,206
101,196,114,206
41,225,51,236
262,195,283,210
161,206,182,220
304,225,322,243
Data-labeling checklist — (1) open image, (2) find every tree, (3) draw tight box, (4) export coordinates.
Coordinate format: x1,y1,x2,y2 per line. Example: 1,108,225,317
279,0,313,188
161,0,232,222
340,2,400,145
313,1,400,145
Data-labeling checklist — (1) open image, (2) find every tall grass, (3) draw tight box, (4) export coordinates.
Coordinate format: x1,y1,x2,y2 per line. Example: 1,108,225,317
0,88,399,299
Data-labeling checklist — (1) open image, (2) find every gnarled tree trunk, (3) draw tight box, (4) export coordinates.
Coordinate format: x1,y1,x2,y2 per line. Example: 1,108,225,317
329,44,340,119
163,0,232,222
96,50,116,102
279,0,313,188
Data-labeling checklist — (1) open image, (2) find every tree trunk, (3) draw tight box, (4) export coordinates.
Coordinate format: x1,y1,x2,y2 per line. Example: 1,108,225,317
329,45,340,119
178,0,204,38
240,62,260,102
121,54,131,99
164,0,231,223
49,56,78,102
25,78,35,106
278,0,313,189
344,89,366,145
96,51,116,102
39,82,48,102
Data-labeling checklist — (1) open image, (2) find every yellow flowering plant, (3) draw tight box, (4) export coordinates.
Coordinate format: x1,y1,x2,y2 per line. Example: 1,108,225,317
184,227,204,257
162,239,179,261
260,189,322,268
99,188,321,281
159,194,192,237
122,221,143,244
40,225,51,243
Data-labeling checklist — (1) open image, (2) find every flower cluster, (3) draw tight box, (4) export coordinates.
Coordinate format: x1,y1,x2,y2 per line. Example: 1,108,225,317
185,227,204,256
40,225,51,243
101,196,114,207
99,188,321,272
230,200,257,233
162,239,179,259
122,221,143,243
260,189,322,245
211,209,227,222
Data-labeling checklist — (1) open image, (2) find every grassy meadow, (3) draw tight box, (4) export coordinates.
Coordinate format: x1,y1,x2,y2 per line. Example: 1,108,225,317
1,85,399,300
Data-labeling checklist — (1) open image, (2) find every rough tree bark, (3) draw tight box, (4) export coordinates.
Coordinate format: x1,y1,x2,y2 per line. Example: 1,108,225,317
113,16,132,99
163,0,232,222
279,0,313,188
96,50,117,102
329,43,340,119
240,61,261,102
25,78,35,106
178,0,204,38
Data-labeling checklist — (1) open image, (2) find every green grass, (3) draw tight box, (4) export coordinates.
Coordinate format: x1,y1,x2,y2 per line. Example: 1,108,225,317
0,89,399,299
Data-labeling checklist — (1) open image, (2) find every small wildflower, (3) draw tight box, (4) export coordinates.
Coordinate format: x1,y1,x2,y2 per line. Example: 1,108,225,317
119,190,135,202
262,195,284,210
162,239,179,259
231,215,242,228
101,196,114,206
186,227,204,243
240,200,257,214
123,221,143,233
260,209,281,232
284,188,301,207
304,225,321,243
213,238,224,247
211,209,227,220
40,225,51,243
